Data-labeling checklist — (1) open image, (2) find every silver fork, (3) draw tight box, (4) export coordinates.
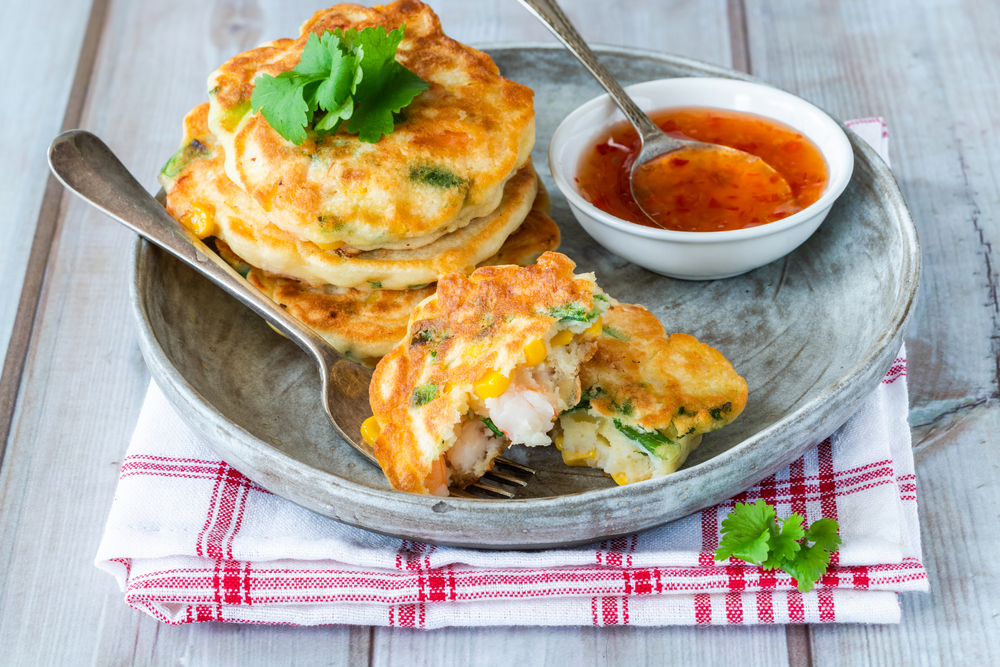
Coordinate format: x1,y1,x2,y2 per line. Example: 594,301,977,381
47,130,533,497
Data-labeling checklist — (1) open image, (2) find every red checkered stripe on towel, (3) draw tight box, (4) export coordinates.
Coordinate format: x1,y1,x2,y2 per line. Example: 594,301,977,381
117,357,921,627
120,558,927,624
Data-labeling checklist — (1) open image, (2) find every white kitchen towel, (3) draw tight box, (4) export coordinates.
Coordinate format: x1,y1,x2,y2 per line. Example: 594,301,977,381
97,118,925,627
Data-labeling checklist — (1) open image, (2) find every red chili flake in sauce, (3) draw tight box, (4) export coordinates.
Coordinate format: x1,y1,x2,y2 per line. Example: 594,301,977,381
576,107,829,232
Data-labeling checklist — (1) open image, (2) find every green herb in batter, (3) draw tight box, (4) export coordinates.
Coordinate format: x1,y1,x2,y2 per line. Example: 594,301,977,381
710,402,733,421
410,166,466,189
251,25,428,145
481,417,505,438
613,419,677,459
412,383,438,407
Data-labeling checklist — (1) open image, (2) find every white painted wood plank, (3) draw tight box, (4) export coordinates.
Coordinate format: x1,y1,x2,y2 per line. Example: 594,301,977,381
0,0,794,665
0,0,362,663
0,0,93,368
745,0,1000,663
372,626,791,667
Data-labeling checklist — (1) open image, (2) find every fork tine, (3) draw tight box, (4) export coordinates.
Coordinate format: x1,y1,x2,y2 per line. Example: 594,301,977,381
468,480,516,498
449,488,476,499
483,469,529,487
493,456,535,475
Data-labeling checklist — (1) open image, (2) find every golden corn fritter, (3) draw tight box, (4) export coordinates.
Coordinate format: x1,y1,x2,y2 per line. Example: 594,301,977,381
161,103,539,291
558,304,748,485
369,252,613,495
209,189,560,362
206,0,535,250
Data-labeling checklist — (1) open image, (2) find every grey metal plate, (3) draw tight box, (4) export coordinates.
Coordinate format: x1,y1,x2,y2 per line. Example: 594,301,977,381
131,44,920,549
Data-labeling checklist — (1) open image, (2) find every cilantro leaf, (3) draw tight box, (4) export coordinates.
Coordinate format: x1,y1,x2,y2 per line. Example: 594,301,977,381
804,518,843,553
251,72,312,145
764,513,804,569
250,25,427,145
715,500,775,564
296,31,335,77
783,543,833,592
714,500,841,593
347,26,429,143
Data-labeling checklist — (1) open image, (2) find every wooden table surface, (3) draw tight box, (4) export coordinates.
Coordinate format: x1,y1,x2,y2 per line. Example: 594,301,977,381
1,0,997,663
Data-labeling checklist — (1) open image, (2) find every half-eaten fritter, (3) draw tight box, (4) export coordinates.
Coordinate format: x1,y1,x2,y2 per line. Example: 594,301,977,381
556,304,748,485
367,252,613,495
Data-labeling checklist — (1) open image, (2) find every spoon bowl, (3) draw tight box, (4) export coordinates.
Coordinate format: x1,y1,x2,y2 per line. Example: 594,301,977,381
517,0,794,227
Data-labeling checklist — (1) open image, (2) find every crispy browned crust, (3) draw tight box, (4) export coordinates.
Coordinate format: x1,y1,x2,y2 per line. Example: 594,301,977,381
369,252,604,494
479,181,559,267
208,1,535,248
230,192,560,360
162,103,541,290
247,269,434,362
583,304,748,436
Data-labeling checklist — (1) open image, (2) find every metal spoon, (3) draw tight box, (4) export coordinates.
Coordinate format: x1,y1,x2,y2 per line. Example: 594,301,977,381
517,0,794,228
47,130,379,465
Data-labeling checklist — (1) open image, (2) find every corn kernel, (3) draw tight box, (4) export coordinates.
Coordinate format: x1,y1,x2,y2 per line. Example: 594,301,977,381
613,472,629,486
524,339,547,365
443,382,454,395
316,240,345,251
554,433,564,451
550,329,574,347
474,369,510,399
562,448,596,466
584,318,603,338
464,342,485,358
266,322,289,339
361,416,381,445
180,203,216,239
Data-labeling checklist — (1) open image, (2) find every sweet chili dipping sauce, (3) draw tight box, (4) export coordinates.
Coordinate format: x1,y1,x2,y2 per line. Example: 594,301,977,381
576,107,829,232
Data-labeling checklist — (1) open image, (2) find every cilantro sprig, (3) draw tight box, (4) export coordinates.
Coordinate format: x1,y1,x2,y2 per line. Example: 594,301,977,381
714,499,842,592
250,25,428,145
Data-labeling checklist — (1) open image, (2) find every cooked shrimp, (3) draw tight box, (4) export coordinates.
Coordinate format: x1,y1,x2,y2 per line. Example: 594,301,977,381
486,387,557,447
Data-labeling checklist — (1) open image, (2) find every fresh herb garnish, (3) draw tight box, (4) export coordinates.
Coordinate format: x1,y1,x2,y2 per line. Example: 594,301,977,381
250,25,428,145
411,383,437,406
481,417,505,438
613,419,677,458
714,499,842,592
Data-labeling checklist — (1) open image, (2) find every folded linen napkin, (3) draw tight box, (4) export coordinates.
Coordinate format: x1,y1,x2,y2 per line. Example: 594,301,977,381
96,118,926,627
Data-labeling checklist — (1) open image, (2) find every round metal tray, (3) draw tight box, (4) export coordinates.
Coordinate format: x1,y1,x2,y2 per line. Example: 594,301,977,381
131,44,920,549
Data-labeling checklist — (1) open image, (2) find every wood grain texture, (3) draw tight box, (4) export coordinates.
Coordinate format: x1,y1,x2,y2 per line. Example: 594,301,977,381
372,625,791,666
745,0,1000,663
0,0,742,664
0,0,94,365
4,0,994,663
0,0,99,466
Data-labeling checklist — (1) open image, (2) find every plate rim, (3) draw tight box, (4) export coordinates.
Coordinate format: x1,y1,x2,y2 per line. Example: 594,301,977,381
131,43,921,549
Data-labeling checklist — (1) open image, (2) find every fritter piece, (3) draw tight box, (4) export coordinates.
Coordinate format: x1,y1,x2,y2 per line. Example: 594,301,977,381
206,0,535,250
210,191,560,363
557,304,748,484
368,252,614,495
160,103,539,291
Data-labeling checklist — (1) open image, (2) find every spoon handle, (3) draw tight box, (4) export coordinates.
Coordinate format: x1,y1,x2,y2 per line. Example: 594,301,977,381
47,130,337,368
517,0,663,144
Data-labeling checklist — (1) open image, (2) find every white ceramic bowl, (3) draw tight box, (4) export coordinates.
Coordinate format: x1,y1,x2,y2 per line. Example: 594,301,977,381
548,78,854,280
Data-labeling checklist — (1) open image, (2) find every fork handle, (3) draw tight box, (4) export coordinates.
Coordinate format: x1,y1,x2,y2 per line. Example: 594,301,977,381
48,130,340,370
